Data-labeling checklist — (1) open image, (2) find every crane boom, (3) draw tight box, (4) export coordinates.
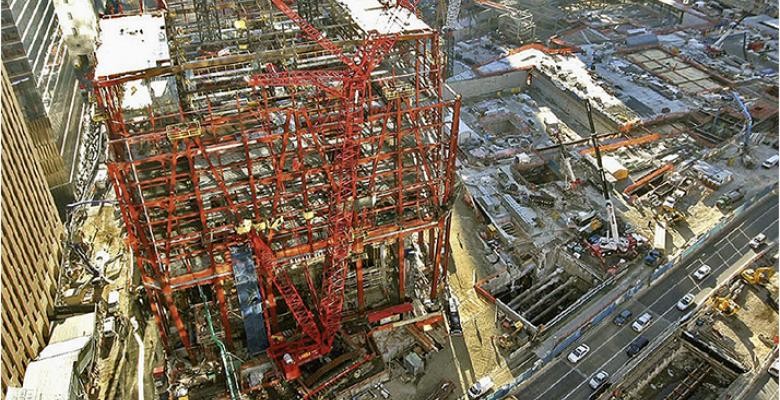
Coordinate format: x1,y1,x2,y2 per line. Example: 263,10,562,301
586,100,622,252
549,125,578,189
241,1,397,379
269,0,359,74
731,91,752,150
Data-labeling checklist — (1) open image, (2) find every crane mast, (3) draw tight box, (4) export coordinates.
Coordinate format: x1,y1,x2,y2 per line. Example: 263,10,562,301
586,101,625,253
241,0,397,380
731,91,753,155
549,123,579,189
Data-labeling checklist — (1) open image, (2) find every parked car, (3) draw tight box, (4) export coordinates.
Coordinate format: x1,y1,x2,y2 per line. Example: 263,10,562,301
749,233,767,250
644,249,664,267
677,293,695,311
626,336,650,357
631,312,653,332
567,344,590,363
589,370,609,390
716,189,744,208
762,155,779,168
769,358,779,379
447,297,463,336
467,376,494,399
613,309,633,326
693,264,711,280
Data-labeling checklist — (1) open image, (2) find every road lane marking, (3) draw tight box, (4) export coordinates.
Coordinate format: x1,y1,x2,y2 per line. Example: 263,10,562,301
529,363,583,400
725,239,739,253
520,205,778,400
537,275,690,400
553,228,776,400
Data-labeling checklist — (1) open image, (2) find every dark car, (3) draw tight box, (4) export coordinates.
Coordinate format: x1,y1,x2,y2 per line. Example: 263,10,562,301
613,309,632,326
626,336,649,357
447,297,463,336
716,189,744,208
644,249,663,267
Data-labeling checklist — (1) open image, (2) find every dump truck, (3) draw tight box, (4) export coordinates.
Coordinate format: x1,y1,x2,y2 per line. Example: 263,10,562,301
716,189,744,208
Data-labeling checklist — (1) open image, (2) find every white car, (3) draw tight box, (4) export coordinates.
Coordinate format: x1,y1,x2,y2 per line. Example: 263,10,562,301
769,358,779,379
467,376,494,399
589,370,609,390
676,293,695,311
632,312,653,332
567,344,590,363
693,264,712,280
749,233,767,250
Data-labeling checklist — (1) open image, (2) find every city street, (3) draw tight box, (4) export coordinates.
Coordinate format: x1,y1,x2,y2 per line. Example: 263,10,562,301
515,193,779,400
743,369,779,400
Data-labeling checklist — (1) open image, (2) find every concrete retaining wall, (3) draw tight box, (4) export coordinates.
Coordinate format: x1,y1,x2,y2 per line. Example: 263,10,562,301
496,299,539,335
559,251,600,285
447,70,529,100
487,184,777,400
528,72,617,133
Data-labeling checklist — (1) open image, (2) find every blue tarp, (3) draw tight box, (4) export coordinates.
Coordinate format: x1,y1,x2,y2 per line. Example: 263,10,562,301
231,245,269,355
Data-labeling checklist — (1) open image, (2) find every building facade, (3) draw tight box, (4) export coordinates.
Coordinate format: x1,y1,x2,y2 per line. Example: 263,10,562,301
1,64,65,393
1,0,87,216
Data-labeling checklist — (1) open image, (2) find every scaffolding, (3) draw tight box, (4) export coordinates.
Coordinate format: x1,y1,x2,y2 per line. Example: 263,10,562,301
472,0,536,44
92,0,460,390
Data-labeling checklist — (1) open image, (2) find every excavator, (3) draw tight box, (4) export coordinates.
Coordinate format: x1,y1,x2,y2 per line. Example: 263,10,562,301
497,320,524,349
741,267,776,286
710,296,740,316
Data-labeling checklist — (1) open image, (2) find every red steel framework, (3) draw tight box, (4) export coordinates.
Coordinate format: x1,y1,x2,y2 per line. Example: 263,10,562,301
94,0,460,382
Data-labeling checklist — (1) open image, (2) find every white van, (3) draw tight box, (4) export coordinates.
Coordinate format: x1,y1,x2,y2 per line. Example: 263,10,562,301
762,155,779,168
103,316,117,338
107,290,120,314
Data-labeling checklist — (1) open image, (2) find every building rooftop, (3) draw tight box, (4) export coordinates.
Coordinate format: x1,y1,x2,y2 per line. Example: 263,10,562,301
336,0,429,35
49,312,96,344
94,14,170,78
6,313,96,400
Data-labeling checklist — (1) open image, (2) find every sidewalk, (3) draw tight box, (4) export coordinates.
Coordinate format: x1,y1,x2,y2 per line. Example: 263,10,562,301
533,183,778,360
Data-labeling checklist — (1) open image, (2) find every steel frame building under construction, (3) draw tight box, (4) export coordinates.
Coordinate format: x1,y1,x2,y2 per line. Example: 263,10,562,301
92,0,460,396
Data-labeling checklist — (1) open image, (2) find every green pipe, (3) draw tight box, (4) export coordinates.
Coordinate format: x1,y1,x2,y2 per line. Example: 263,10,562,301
198,286,240,400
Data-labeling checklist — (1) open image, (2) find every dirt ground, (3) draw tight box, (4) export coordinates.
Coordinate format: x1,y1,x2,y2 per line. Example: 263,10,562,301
619,184,725,257
76,204,125,260
447,198,514,387
711,284,779,369
384,346,462,400
618,142,779,258
632,346,733,400
384,197,515,399
79,203,162,399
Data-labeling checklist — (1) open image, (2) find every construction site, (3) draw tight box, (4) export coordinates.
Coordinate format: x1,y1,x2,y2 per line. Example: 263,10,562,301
90,0,461,399
618,251,779,400
4,0,779,400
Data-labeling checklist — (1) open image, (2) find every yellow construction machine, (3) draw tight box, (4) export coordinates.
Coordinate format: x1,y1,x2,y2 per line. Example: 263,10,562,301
741,267,776,286
497,320,524,349
711,296,739,316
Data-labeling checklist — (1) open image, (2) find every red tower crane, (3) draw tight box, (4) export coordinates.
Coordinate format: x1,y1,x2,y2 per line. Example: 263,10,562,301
241,0,398,380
